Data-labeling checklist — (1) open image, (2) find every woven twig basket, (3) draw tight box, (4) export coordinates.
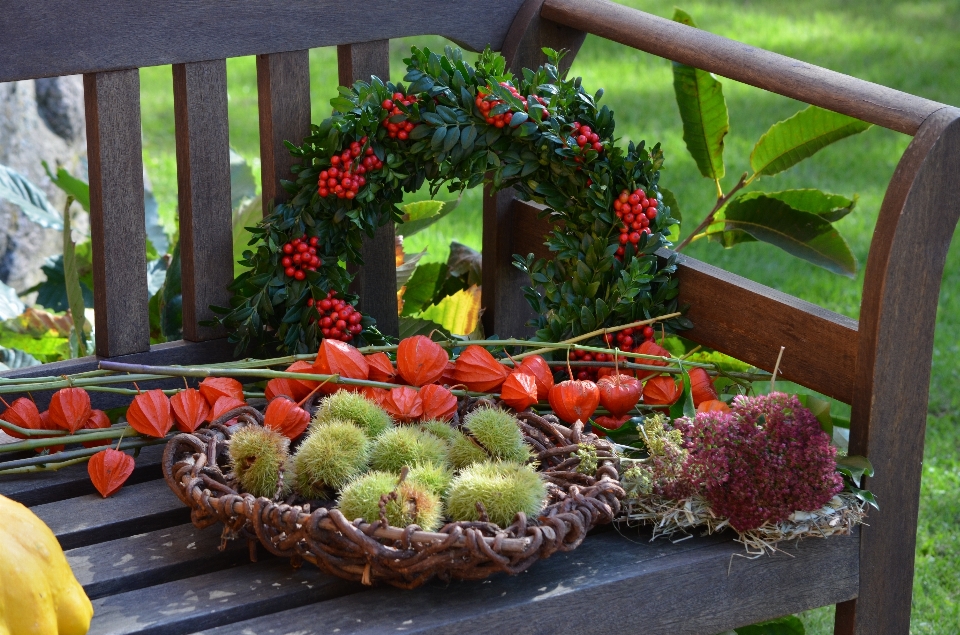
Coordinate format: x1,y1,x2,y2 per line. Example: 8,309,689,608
161,404,625,589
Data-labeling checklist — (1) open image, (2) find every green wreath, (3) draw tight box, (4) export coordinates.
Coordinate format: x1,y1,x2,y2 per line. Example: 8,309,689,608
213,46,688,356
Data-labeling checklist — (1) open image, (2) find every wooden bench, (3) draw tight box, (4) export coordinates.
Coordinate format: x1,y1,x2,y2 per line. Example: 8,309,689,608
3,0,957,633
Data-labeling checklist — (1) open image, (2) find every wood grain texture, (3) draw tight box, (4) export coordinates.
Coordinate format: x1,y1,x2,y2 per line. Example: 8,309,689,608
338,41,400,338
258,51,311,211
67,523,250,600
541,0,944,136
174,60,234,341
482,187,537,338
0,445,164,507
501,0,586,76
89,558,358,635
0,338,236,411
0,0,529,83
84,70,151,357
32,478,190,550
845,106,960,635
509,199,859,402
196,528,859,635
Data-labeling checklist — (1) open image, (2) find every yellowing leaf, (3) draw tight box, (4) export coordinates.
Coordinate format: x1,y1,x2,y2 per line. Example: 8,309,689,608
417,285,481,335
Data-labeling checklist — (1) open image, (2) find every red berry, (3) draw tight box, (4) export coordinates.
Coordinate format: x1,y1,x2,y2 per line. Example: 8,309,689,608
284,267,296,277
319,299,332,311
643,326,655,338
382,99,393,109
629,232,641,243
282,244,294,254
281,257,292,267
330,156,340,165
629,193,641,205
294,270,305,281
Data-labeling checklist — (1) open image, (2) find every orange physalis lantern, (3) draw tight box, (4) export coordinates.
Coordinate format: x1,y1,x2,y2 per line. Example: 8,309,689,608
548,380,600,424
360,386,390,406
88,448,135,498
634,340,671,381
264,397,311,439
516,355,554,400
286,360,322,395
365,352,397,383
500,373,538,411
210,396,247,422
198,377,244,407
170,388,210,433
313,339,370,392
49,387,92,434
697,399,731,414
381,386,424,424
419,384,457,421
689,367,719,407
81,409,112,448
642,376,682,407
439,362,458,387
36,410,64,453
126,389,174,438
593,415,631,433
1,397,44,439
265,378,310,402
396,336,448,387
597,374,642,418
454,345,509,392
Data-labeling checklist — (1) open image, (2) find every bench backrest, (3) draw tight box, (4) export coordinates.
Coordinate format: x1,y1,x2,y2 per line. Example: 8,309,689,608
3,1,958,633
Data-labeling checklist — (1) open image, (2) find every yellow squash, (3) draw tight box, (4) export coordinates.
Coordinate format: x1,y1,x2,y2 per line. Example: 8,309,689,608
0,494,93,635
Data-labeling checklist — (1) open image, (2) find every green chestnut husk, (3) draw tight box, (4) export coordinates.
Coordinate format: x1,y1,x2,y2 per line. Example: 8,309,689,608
229,425,290,499
445,461,547,527
448,407,531,469
313,390,393,437
369,426,448,474
338,470,443,531
407,462,454,497
418,418,460,447
292,419,370,499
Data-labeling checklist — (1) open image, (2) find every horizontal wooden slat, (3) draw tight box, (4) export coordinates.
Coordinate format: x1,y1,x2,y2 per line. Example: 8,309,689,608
195,527,859,635
0,444,165,507
0,0,528,83
90,557,359,635
32,478,190,550
509,199,859,402
0,338,236,410
67,522,250,600
541,0,945,135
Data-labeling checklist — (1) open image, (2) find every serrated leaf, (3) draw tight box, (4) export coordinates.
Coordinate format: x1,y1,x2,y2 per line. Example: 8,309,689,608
417,285,481,336
722,195,858,277
740,189,857,222
750,106,872,176
0,163,63,230
671,14,728,181
398,195,461,237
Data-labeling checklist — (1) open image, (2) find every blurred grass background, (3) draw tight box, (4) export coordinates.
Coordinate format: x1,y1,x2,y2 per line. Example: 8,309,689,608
138,1,959,631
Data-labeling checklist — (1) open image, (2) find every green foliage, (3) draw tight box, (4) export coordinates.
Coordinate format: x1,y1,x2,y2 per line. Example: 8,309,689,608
61,197,89,356
216,45,683,354
42,161,90,212
0,163,63,230
735,614,805,635
0,345,41,370
398,196,461,237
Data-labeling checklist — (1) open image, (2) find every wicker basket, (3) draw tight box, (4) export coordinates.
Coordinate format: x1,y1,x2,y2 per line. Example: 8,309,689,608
161,403,625,589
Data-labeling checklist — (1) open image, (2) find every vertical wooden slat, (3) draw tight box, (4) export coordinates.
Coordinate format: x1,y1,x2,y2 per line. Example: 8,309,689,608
83,69,150,357
257,50,311,212
338,40,399,338
173,60,233,341
844,106,960,635
482,1,586,338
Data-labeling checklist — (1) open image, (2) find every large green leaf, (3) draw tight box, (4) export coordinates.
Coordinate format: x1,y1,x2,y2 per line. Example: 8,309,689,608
722,195,858,277
671,9,728,181
62,197,89,356
396,248,427,290
31,248,95,313
398,316,451,339
397,195,461,237
750,106,872,177
837,455,874,488
43,161,90,211
0,280,25,321
0,328,71,363
401,262,449,316
736,614,805,635
0,163,63,230
417,285,481,336
740,189,857,222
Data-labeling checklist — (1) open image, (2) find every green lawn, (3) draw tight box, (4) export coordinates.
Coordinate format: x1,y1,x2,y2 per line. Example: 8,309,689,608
138,1,959,631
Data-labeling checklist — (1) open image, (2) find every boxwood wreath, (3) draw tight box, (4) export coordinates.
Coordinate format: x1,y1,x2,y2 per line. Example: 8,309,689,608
213,46,691,356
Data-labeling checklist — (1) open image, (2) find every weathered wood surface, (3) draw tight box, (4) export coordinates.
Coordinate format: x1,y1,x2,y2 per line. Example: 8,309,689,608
839,106,960,635
501,0,586,77
339,41,400,338
84,70,151,358
0,0,529,83
482,187,537,338
32,479,190,550
540,0,944,136
174,60,234,342
0,339,236,410
509,199,859,403
258,51,312,210
0,445,164,507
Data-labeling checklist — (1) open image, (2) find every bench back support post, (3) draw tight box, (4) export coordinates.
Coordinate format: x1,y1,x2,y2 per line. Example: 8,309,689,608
84,69,151,357
174,59,234,341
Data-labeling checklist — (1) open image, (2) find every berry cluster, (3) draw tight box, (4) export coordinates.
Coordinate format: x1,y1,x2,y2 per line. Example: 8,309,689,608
613,188,658,260
565,349,617,382
318,136,382,200
281,235,323,280
382,93,419,139
570,122,603,153
603,325,656,354
307,291,364,342
476,82,550,128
